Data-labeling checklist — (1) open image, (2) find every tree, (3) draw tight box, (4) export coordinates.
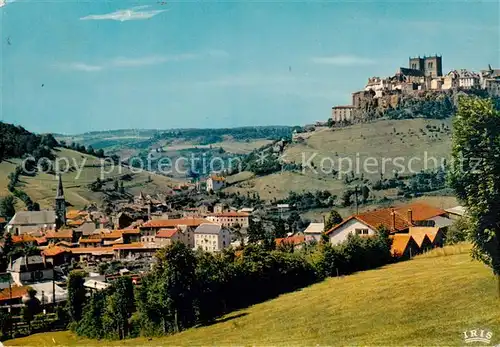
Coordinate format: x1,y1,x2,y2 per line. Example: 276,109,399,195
448,96,500,297
446,217,470,245
0,195,16,220
361,185,370,203
341,190,352,207
273,218,287,238
22,288,41,333
324,209,343,232
103,277,135,339
67,270,87,322
247,218,266,243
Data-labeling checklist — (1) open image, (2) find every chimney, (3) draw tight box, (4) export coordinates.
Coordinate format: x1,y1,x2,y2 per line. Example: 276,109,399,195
407,209,413,225
390,209,396,231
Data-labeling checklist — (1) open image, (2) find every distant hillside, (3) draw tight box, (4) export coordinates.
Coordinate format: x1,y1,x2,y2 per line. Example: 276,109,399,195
223,118,452,203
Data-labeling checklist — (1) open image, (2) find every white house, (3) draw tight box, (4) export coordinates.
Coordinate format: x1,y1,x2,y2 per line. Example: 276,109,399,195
303,222,325,242
194,223,231,252
6,211,57,235
7,255,54,286
458,69,480,89
206,212,250,228
206,175,225,192
326,202,451,245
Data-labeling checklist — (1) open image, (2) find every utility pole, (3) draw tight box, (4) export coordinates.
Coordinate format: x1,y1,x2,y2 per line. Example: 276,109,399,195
354,186,359,215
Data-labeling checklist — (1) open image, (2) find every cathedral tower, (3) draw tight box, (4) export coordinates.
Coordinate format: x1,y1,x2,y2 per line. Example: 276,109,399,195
55,173,66,229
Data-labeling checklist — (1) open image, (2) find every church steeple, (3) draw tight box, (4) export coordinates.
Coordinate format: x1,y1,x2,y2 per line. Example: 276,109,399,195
55,173,66,229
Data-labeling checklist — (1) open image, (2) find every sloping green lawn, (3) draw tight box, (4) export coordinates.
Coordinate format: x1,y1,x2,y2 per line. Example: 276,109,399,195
6,249,500,346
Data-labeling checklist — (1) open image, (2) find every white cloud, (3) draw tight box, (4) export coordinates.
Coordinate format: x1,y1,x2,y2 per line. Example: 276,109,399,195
60,62,103,72
0,0,16,8
80,6,167,22
110,54,197,67
311,55,376,66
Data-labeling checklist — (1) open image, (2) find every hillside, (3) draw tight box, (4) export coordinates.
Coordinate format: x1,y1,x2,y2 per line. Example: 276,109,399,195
0,147,179,210
224,118,452,201
7,248,500,346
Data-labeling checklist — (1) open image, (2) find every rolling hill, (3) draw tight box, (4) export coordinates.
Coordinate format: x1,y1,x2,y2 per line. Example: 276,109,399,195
223,118,453,202
6,246,499,346
0,147,180,210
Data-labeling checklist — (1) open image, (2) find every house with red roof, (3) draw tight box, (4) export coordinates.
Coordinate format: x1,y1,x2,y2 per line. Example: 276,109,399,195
325,202,451,246
154,228,183,247
206,211,249,228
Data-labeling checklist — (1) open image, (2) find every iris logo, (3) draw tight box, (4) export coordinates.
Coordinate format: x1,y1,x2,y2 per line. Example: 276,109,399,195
463,328,493,344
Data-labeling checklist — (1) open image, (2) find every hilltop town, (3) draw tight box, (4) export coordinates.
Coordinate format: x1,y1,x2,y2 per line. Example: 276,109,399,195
330,55,500,125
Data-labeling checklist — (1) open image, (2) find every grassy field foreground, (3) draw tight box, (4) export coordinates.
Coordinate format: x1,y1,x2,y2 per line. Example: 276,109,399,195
6,249,500,346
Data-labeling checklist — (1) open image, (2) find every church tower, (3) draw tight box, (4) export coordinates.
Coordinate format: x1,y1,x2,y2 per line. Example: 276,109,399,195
55,173,66,229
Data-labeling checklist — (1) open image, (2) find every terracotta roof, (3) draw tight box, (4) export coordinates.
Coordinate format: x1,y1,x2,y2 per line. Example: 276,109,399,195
326,202,446,235
120,229,141,235
35,237,47,245
70,247,114,255
209,175,225,182
99,231,123,239
112,242,152,250
79,238,102,244
393,203,446,222
409,227,441,243
12,234,36,244
390,234,415,257
45,229,73,239
0,217,6,224
0,285,29,302
66,210,81,219
209,212,249,217
67,220,85,227
156,229,178,238
275,235,305,246
42,245,69,257
142,218,212,228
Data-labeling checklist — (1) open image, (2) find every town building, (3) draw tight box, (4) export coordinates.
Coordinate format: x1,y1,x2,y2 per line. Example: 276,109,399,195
194,223,231,252
325,202,452,245
154,228,184,247
7,255,54,286
206,212,250,228
303,222,325,242
206,175,226,192
6,211,57,235
331,106,356,123
140,218,212,247
457,69,480,89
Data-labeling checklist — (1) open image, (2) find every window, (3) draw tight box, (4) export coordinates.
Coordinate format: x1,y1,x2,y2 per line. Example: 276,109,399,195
428,62,433,69
355,228,369,235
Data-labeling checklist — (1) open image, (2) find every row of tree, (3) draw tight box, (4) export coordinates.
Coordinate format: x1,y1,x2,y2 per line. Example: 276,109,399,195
70,230,393,340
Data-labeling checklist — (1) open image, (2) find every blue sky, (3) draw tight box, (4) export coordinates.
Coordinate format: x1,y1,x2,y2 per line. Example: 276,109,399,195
1,0,498,134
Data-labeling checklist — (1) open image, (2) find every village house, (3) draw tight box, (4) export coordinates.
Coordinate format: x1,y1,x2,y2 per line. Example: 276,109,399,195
154,228,184,247
206,212,250,228
45,229,74,244
409,227,445,248
194,223,231,252
458,69,480,89
206,175,225,192
331,105,356,123
6,211,57,235
325,202,452,245
140,218,212,247
390,234,420,259
303,222,325,242
7,255,54,286
275,235,306,249
42,245,71,266
445,206,467,220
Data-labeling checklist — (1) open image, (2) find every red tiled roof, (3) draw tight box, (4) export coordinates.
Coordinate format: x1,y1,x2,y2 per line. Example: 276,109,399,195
409,227,441,244
70,247,114,255
35,236,47,245
390,234,415,257
156,229,178,238
79,238,102,244
42,245,69,257
0,286,29,302
326,202,446,235
112,242,151,250
45,229,73,239
275,235,305,246
12,234,36,244
393,202,446,222
120,229,141,235
142,218,212,228
209,175,225,182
